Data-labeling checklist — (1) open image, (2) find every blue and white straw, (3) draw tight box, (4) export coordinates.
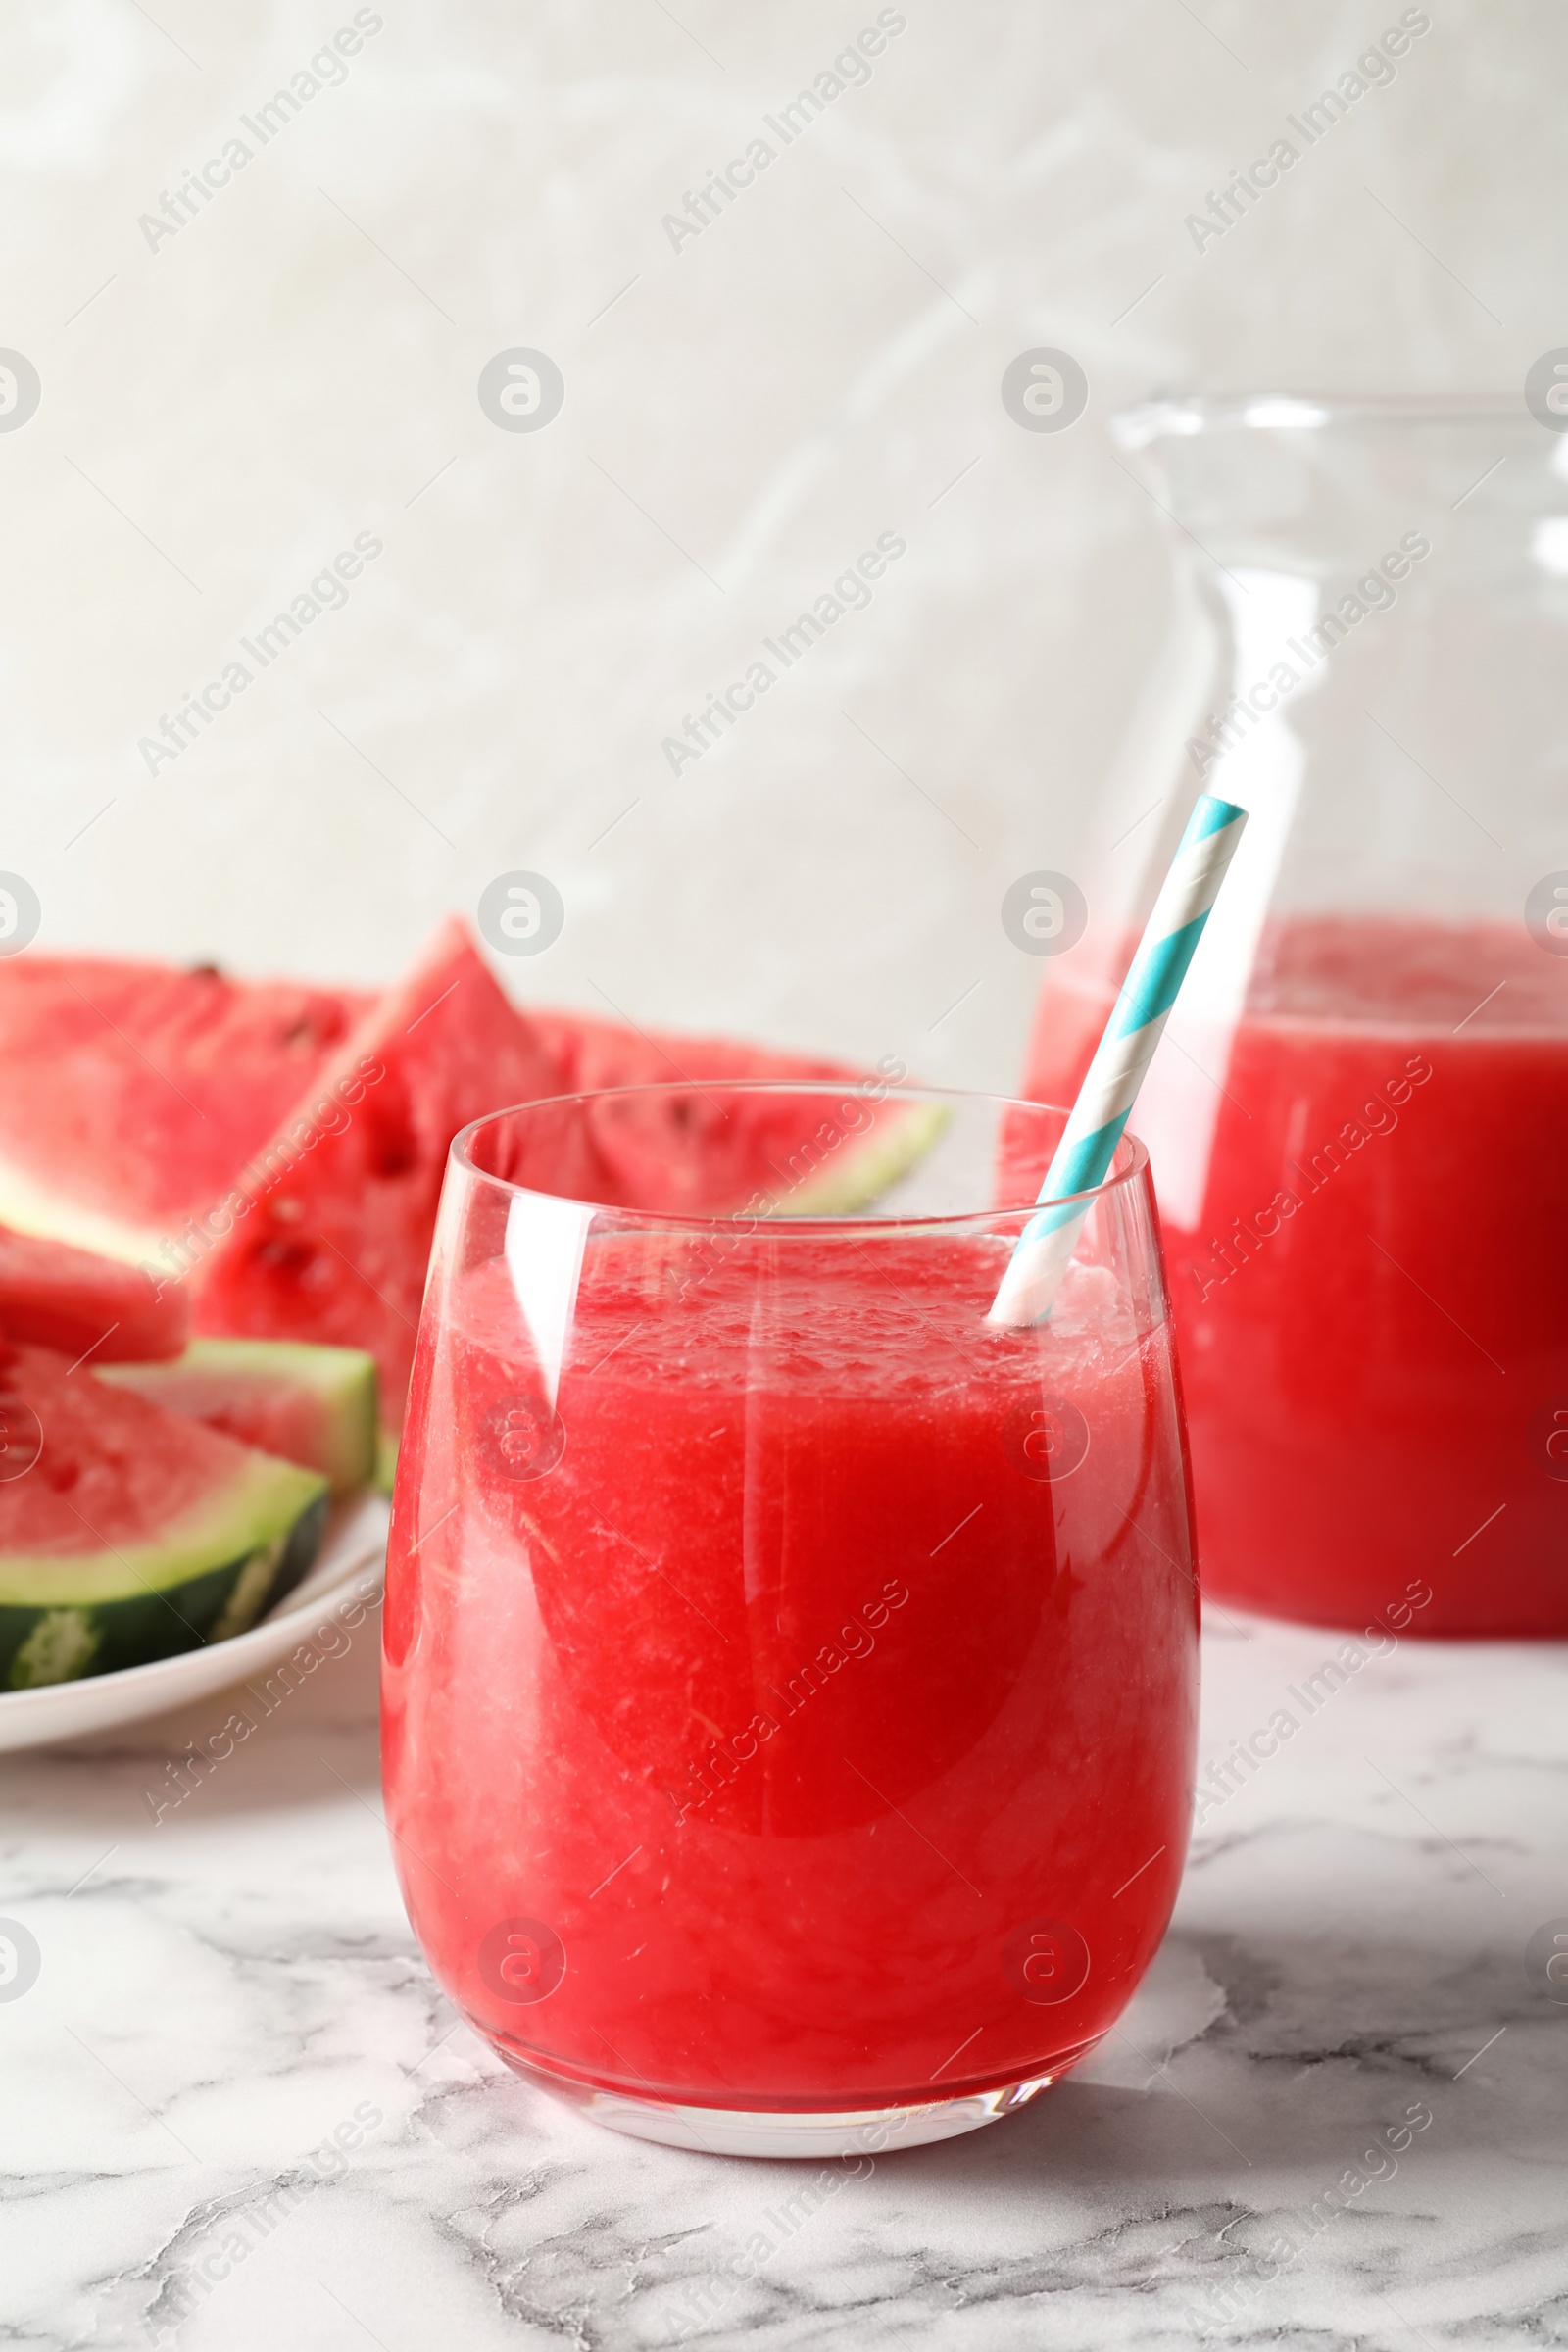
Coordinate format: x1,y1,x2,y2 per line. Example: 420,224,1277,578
987,792,1249,1328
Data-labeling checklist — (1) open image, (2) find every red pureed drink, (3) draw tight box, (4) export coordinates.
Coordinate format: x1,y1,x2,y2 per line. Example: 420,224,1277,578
382,1087,1198,2157
1022,916,1568,1637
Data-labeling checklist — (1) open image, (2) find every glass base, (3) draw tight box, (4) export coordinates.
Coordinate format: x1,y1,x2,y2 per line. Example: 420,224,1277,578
498,2050,1072,2158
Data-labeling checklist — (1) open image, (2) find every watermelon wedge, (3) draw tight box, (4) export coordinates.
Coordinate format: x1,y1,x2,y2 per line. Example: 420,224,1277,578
97,1339,377,1497
0,1221,188,1362
189,922,560,1437
0,931,944,1444
471,1080,945,1218
521,1011,945,1214
528,1007,881,1099
0,1343,327,1689
0,955,368,1267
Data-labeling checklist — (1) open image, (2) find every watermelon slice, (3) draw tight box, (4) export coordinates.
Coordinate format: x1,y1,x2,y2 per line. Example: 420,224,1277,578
97,1339,377,1497
470,1081,945,1218
0,931,943,1442
521,1010,945,1214
528,1007,879,1099
189,921,560,1437
0,1221,188,1363
0,1343,328,1689
0,955,368,1267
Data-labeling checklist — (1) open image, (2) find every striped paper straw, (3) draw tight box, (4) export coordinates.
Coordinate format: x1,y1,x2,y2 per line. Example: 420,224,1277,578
987,792,1249,1329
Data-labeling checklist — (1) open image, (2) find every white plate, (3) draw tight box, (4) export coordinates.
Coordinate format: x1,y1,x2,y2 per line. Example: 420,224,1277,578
0,1493,390,1754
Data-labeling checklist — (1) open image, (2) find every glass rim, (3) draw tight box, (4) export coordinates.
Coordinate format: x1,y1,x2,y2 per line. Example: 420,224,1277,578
449,1081,1152,1233
1114,391,1540,445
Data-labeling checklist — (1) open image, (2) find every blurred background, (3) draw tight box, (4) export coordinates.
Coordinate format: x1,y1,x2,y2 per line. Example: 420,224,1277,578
2,0,1559,1090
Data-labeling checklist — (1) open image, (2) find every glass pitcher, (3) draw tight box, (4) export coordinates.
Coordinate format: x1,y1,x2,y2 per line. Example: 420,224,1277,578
1021,395,1568,1637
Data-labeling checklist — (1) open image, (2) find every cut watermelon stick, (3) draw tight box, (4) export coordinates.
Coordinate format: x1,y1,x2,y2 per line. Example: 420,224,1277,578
190,921,561,1440
97,1338,377,1497
0,1221,188,1362
0,1344,328,1690
0,955,368,1267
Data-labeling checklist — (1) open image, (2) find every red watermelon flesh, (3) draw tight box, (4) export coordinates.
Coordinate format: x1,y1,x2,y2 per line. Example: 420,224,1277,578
0,1340,329,1687
0,1221,188,1362
526,1008,861,1097
520,1009,938,1215
0,1341,318,1562
0,954,368,1267
190,920,560,1435
0,935,939,1437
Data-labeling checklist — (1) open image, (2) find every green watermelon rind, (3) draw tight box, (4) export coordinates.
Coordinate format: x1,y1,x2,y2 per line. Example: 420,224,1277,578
0,1447,328,1611
373,1428,399,1494
787,1101,952,1216
97,1338,378,1498
0,1479,328,1690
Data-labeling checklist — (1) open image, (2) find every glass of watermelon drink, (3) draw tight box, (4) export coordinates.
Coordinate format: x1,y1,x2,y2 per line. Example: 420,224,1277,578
382,1084,1198,2158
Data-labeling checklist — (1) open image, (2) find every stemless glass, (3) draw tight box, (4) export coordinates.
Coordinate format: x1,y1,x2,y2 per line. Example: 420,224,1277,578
382,1084,1198,2158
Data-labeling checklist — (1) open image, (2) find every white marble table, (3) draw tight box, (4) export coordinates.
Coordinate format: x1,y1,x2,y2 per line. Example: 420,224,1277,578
3,1600,1565,2352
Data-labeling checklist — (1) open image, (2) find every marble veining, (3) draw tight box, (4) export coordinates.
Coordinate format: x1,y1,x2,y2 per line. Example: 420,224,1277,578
3,1609,1565,2351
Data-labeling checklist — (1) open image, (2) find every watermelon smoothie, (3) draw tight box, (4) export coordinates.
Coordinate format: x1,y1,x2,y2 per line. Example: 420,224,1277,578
383,1091,1198,2149
1022,916,1568,1636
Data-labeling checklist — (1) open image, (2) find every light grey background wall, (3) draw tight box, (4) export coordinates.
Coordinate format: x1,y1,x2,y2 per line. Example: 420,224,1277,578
3,0,1558,1087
